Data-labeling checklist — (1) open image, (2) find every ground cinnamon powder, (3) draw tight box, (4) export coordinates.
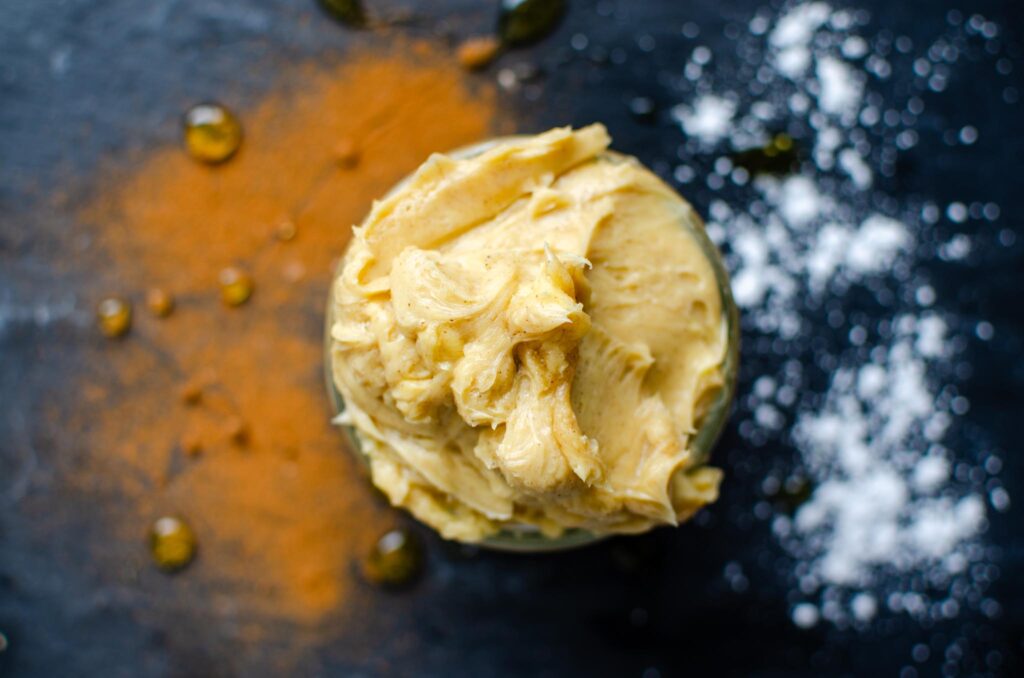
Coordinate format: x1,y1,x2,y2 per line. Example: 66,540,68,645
72,42,499,641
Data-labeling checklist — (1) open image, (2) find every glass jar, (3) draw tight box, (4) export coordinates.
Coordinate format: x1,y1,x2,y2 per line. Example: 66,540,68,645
325,137,740,552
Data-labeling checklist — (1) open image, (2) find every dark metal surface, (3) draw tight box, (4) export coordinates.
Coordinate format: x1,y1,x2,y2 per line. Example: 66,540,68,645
2,1,1023,676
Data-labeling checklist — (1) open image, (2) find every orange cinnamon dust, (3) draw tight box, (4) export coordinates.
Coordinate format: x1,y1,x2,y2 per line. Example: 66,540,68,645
74,43,499,629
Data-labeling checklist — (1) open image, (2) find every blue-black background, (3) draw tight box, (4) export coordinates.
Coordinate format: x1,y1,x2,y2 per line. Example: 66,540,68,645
1,1,1022,676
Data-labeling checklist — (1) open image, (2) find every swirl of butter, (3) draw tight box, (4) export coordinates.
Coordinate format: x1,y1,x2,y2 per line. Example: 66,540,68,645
331,125,727,542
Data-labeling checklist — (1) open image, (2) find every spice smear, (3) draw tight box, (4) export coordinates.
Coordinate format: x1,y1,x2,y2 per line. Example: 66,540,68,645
73,43,498,642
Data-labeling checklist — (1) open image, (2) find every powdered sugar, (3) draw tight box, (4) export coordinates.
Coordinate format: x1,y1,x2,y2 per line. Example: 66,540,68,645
777,316,985,595
666,1,1007,632
770,1,832,80
671,95,736,146
816,57,863,115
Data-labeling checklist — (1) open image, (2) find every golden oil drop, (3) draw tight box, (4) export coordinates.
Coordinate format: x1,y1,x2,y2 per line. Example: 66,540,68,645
97,297,132,338
219,267,253,307
183,103,243,164
149,516,197,572
457,36,501,71
362,528,423,588
318,0,367,27
498,0,567,47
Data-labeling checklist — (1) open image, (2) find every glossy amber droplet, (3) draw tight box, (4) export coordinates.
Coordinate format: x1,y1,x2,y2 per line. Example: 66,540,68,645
145,288,175,317
318,0,367,27
731,133,801,175
362,528,423,588
498,0,567,47
457,36,502,71
183,103,243,164
97,297,132,338
219,267,253,307
149,516,197,572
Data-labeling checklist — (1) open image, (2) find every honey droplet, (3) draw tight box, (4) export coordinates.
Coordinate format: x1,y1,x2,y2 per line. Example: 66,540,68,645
362,528,423,588
96,297,132,338
731,133,801,175
149,516,197,572
333,138,360,168
183,103,243,164
317,0,367,27
219,267,253,307
145,288,175,317
457,36,502,71
498,0,567,47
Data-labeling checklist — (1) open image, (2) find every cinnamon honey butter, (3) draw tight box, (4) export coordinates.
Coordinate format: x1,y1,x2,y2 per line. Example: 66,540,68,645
329,125,730,542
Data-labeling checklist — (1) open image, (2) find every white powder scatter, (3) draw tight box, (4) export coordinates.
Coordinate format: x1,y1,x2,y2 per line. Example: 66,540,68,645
770,4,831,79
909,495,985,559
850,593,877,622
671,95,736,146
755,403,785,430
915,285,936,307
814,126,842,169
856,364,886,398
668,0,1004,634
728,230,773,306
791,602,820,628
989,487,1010,512
754,376,777,398
946,201,968,223
837,148,872,188
845,215,909,274
841,36,869,59
805,224,848,290
784,315,981,601
913,454,950,491
915,314,947,357
939,234,971,260
777,47,812,79
816,57,863,115
770,2,831,49
777,176,825,227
